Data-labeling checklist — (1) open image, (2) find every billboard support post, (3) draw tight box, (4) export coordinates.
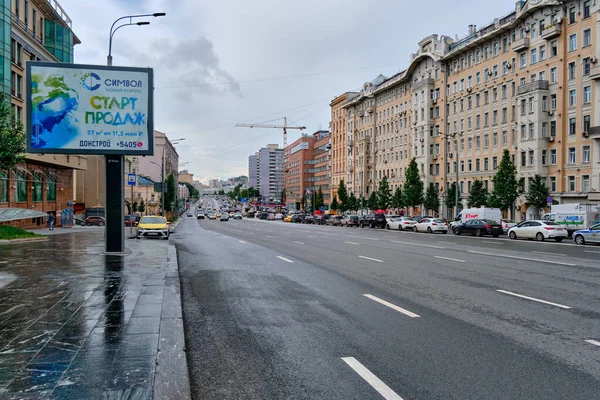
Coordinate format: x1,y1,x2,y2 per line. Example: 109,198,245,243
106,155,124,252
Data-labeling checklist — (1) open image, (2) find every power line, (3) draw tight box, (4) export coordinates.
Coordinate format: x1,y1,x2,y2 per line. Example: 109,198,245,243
155,61,407,90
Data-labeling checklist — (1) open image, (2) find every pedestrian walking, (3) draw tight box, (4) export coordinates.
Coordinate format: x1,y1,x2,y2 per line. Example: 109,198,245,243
48,212,55,231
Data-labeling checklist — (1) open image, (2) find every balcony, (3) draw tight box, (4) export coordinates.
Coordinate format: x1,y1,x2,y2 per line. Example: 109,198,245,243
590,65,600,80
511,37,530,52
589,126,600,140
541,23,561,40
413,78,435,90
517,80,549,96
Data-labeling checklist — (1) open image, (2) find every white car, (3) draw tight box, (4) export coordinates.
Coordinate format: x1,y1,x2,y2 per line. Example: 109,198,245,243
501,219,517,233
387,217,417,231
275,213,284,220
414,218,448,234
508,220,567,242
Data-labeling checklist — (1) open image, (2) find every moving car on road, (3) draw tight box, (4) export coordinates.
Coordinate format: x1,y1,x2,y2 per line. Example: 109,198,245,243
414,218,448,234
572,223,600,245
232,213,243,220
136,216,169,240
220,213,230,221
83,216,105,227
453,219,502,237
508,220,567,242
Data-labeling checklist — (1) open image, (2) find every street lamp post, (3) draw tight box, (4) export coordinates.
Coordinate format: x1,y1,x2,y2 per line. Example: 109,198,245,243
104,12,165,253
445,132,461,219
151,138,184,218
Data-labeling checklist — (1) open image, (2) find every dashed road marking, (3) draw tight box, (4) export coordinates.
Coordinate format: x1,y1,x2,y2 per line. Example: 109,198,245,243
347,235,379,241
363,294,420,318
293,241,304,245
391,240,445,249
277,256,294,263
468,250,576,266
238,240,246,244
585,340,600,347
341,357,405,400
345,241,360,245
358,255,383,263
434,256,466,263
496,289,571,309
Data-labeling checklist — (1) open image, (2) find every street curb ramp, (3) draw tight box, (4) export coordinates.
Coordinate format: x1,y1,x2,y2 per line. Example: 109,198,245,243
153,244,192,399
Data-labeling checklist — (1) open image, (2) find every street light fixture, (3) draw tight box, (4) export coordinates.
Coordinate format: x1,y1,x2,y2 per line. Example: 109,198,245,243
107,12,166,66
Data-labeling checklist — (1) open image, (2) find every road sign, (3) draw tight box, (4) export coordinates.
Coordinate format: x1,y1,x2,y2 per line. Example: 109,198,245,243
241,198,247,202
128,174,136,186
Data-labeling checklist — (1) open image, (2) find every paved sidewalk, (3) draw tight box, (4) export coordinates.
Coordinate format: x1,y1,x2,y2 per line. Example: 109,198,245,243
0,231,190,399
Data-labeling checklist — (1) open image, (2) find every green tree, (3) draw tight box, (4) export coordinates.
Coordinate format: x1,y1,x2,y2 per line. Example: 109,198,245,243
164,174,176,212
377,176,392,210
403,158,424,211
138,199,145,213
525,174,550,218
132,200,138,214
347,192,358,211
358,194,365,211
0,94,26,171
423,183,440,215
390,187,404,209
489,149,519,213
467,179,489,208
445,182,457,211
315,188,324,210
330,195,339,210
337,179,348,211
368,191,378,210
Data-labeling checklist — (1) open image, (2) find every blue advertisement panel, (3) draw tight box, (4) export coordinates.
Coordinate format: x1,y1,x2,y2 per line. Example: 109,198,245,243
26,62,154,155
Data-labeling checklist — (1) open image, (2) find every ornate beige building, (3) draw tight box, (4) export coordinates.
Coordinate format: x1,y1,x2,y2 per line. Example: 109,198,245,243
331,0,600,218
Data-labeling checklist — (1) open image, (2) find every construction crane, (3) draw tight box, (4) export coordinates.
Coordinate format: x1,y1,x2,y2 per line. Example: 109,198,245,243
236,117,306,147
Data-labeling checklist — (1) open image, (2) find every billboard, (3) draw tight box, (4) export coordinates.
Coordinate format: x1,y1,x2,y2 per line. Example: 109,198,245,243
26,62,154,155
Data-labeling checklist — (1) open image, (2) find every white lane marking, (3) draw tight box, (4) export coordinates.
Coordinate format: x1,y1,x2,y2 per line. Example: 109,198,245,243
345,241,360,245
320,232,337,236
439,241,457,245
487,241,505,245
238,240,246,244
468,250,576,266
341,357,405,400
359,255,383,263
307,235,316,238
585,340,600,347
284,233,291,235
277,256,294,263
293,241,305,245
496,290,571,309
346,235,380,241
532,251,567,257
434,256,466,263
584,250,600,254
265,235,274,238
391,240,445,249
363,294,420,318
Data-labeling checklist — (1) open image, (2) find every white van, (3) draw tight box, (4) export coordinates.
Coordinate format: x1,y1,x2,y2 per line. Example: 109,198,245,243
451,208,502,227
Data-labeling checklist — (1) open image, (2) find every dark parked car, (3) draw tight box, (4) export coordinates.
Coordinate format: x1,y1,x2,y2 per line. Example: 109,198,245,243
84,216,105,226
258,212,269,220
303,215,315,224
327,215,344,226
317,214,332,225
291,214,305,223
124,215,139,227
453,219,503,237
360,213,387,228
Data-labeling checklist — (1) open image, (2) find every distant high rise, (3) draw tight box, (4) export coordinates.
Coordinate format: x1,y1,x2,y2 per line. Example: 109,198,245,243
249,145,284,201
248,153,258,190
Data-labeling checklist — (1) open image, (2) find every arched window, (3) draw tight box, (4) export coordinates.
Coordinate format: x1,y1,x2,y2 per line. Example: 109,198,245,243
15,171,28,202
47,175,56,201
33,173,43,202
0,171,7,203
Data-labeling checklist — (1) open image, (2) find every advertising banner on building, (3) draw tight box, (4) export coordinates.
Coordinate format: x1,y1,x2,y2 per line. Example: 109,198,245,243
26,62,154,155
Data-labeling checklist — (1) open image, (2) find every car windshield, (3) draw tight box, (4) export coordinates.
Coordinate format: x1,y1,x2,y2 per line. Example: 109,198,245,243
433,219,445,223
140,217,164,224
544,221,559,226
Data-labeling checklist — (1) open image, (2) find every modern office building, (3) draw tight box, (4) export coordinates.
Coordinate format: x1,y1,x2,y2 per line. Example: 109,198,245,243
1,0,82,228
248,153,258,190
257,144,284,201
332,0,600,219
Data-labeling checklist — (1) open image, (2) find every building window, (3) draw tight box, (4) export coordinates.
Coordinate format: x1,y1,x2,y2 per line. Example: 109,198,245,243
568,147,576,164
550,67,557,83
583,175,590,192
529,150,535,166
583,86,591,104
521,151,526,167
569,118,576,135
47,176,56,201
550,177,556,192
569,34,577,51
569,7,576,24
583,29,592,47
569,89,576,106
529,123,535,139
542,150,547,165
520,52,527,68
550,149,557,165
583,146,591,163
568,62,576,80
493,42,499,56
550,121,557,136
584,114,591,132
529,97,534,113
493,132,498,146
584,0,591,19
15,172,27,202
531,49,537,64
0,172,7,203
551,94,557,109
484,158,489,171
550,40,558,57
32,173,43,202
476,72,481,85
540,45,546,61
493,156,498,169
568,176,576,192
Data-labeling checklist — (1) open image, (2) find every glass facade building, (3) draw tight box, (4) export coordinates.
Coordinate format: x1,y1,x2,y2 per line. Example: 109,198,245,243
0,0,11,95
44,19,73,63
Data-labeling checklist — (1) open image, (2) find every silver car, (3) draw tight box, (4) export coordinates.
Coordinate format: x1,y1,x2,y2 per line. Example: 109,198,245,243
573,223,600,245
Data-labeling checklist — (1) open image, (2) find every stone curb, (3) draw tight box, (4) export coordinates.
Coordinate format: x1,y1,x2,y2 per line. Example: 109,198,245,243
0,236,48,244
153,243,191,399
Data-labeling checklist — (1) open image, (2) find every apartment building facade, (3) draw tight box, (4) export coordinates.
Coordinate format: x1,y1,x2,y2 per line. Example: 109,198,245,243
330,93,356,200
332,0,600,218
1,0,83,227
248,153,259,190
256,144,284,201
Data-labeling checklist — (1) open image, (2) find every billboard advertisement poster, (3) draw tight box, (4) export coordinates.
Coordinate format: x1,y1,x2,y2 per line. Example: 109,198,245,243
26,62,154,155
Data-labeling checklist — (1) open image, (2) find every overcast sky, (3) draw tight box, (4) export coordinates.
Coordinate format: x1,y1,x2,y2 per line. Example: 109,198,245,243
61,0,516,184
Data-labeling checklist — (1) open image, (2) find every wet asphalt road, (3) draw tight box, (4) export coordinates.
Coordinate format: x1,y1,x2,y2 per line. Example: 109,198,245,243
174,214,600,400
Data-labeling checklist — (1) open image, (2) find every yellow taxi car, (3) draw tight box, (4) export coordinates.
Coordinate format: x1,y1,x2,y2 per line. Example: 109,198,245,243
283,215,293,223
215,212,222,218
136,215,170,240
